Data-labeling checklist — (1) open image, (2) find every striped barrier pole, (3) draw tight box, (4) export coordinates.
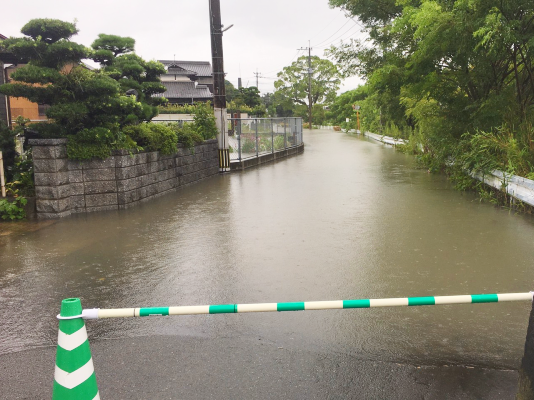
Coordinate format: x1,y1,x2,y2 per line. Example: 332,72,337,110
79,292,533,319
53,298,100,400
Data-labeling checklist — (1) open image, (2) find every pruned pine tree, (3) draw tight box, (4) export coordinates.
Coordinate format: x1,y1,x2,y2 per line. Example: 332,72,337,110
0,19,168,159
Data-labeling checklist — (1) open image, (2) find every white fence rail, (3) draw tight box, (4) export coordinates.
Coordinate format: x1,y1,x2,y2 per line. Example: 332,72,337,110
362,131,534,207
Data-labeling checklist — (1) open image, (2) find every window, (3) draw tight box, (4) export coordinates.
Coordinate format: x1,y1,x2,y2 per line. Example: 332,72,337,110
38,104,50,116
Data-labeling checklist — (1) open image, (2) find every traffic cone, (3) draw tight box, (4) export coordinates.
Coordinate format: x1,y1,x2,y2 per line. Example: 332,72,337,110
52,298,100,400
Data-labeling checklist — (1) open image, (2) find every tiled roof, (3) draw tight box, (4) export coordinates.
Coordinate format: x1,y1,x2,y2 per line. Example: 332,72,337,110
154,81,213,99
165,65,197,76
158,60,212,77
0,33,7,40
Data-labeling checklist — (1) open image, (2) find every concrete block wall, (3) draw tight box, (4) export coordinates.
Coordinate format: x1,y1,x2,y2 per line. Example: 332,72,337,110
30,139,219,218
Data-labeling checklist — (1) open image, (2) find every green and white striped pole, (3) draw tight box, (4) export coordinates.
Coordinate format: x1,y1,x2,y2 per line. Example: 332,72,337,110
80,292,533,319
53,298,100,400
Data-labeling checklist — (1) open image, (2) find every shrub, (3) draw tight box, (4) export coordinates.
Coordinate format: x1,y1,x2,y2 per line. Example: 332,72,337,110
274,135,285,150
455,126,534,177
67,127,135,160
157,102,219,141
145,124,177,155
0,197,27,220
194,102,218,140
241,136,256,153
157,104,198,115
0,122,17,182
122,123,177,155
168,123,204,149
121,124,152,148
259,137,272,152
6,154,34,197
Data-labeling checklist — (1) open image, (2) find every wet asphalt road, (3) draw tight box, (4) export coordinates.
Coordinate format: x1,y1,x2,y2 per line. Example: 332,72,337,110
0,335,519,399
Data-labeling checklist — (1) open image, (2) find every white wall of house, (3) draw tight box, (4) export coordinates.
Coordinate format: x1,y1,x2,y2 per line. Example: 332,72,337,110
160,75,193,82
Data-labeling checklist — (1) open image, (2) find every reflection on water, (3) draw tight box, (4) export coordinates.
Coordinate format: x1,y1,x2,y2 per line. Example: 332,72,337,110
1,130,533,369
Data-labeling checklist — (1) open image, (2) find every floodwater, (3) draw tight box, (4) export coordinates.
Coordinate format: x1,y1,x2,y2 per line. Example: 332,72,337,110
1,129,534,370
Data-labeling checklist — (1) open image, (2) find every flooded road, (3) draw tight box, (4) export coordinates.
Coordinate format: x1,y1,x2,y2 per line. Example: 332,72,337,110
1,129,534,372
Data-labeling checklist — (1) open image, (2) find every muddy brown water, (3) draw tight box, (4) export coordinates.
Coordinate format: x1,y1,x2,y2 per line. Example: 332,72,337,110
1,129,533,370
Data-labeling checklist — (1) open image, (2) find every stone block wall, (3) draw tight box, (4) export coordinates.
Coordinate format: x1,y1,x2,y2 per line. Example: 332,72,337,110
30,139,219,218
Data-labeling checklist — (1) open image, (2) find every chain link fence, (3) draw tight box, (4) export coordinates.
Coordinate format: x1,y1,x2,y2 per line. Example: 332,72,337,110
228,117,303,162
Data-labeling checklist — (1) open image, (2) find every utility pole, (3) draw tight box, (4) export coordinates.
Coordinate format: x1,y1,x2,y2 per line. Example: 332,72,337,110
298,42,313,129
209,0,229,172
253,69,263,89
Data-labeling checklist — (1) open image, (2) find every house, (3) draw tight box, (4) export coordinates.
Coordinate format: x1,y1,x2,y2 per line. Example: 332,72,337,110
154,60,214,105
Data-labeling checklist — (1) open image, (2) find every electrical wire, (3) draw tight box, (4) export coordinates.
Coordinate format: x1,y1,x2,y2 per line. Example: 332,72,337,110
314,24,361,50
308,13,346,43
311,18,353,48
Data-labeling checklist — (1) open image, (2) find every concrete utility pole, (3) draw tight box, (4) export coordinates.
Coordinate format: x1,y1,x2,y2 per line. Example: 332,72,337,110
298,42,313,129
209,0,229,172
253,69,263,89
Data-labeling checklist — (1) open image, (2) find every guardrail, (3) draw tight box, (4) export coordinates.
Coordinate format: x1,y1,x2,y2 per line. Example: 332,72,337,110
361,131,534,207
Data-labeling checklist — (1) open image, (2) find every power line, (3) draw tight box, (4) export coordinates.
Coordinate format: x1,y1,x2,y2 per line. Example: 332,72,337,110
312,18,353,47
310,12,365,51
308,13,346,43
313,24,361,50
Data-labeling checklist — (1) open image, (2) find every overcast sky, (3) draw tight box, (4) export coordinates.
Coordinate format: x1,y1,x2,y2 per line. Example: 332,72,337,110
2,0,366,94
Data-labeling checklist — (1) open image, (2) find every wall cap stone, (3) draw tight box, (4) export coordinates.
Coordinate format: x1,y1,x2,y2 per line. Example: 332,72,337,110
28,138,68,146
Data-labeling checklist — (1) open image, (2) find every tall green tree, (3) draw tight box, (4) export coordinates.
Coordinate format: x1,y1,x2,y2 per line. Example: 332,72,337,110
225,79,240,102
274,56,341,124
238,86,261,108
327,85,372,128
269,91,295,117
225,82,261,111
329,0,534,173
